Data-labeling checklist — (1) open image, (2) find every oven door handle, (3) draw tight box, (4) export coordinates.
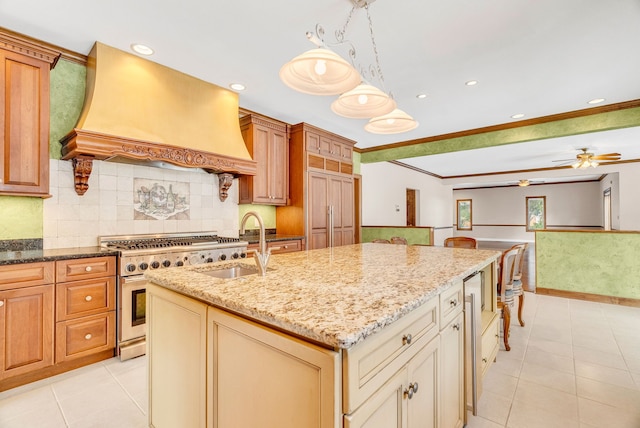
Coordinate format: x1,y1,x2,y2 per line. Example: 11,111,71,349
122,274,148,285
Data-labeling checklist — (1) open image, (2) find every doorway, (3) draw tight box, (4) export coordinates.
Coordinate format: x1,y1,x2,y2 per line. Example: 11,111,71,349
406,188,418,226
603,187,612,230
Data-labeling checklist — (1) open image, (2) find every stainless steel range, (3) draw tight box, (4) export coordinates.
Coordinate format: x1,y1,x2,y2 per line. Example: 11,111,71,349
99,232,248,360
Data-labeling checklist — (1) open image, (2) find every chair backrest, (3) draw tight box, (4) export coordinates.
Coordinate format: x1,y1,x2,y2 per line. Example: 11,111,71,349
390,236,408,245
444,236,478,249
498,247,519,296
371,239,391,244
511,243,528,279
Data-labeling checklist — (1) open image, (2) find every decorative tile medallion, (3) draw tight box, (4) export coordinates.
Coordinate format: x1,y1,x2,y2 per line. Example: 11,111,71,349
134,178,190,220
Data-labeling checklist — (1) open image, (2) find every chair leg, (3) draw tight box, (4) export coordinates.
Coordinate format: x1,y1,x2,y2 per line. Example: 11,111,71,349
518,293,525,327
503,305,511,351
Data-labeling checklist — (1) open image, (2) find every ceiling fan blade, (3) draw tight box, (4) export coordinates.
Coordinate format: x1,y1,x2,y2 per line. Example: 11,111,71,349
592,153,621,160
551,158,575,162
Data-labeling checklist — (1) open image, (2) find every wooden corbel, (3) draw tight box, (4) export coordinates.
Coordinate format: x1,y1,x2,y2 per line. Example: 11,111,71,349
71,157,94,195
218,173,234,202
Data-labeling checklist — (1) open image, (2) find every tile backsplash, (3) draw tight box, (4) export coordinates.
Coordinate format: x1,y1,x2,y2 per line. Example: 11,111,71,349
43,159,240,249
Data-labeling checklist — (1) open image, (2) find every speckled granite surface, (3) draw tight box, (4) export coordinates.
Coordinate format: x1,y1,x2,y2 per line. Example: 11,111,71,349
145,243,500,349
0,246,118,265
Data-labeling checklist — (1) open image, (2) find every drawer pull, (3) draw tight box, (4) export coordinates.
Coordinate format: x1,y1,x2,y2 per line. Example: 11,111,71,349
85,266,93,272
482,357,488,363
452,323,460,331
450,298,458,307
402,334,413,345
85,333,92,340
0,300,4,307
85,295,93,302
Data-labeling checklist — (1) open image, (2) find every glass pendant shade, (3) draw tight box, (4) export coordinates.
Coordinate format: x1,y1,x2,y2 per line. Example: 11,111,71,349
279,48,361,95
365,108,418,134
330,84,396,118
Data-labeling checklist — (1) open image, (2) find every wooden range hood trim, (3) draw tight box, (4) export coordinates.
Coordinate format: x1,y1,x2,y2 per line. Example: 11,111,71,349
60,128,257,200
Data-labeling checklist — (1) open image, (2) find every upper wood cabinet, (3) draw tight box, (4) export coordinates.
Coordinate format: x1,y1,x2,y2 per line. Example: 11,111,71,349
239,114,289,205
0,32,60,197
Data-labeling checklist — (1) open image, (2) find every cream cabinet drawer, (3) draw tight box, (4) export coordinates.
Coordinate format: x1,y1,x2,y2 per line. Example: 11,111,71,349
56,277,116,321
440,280,463,327
55,311,115,363
55,256,116,283
0,261,54,290
481,315,499,376
343,296,439,414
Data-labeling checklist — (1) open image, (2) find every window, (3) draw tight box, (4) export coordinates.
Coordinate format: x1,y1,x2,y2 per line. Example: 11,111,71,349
456,199,472,230
526,196,546,231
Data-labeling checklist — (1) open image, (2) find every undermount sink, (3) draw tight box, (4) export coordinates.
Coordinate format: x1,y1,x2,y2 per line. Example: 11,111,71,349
202,264,260,279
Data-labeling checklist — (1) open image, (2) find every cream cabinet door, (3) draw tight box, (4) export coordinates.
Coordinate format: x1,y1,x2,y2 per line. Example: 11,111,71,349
440,312,464,428
344,367,407,428
406,335,439,428
208,306,340,428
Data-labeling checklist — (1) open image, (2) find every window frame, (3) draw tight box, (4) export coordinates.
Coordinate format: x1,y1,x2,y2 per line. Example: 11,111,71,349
456,199,472,231
525,196,546,231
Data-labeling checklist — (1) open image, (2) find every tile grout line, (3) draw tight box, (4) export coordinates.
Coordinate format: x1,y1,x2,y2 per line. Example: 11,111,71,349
50,384,71,428
103,362,147,416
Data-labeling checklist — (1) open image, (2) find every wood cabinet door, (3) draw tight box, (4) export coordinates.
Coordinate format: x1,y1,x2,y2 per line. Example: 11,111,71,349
0,49,50,196
406,335,439,428
251,123,271,203
309,172,329,250
0,284,54,380
269,125,288,204
440,312,465,428
344,367,407,428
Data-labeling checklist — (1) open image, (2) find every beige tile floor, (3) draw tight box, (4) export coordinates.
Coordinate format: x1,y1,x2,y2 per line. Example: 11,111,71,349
1,292,639,427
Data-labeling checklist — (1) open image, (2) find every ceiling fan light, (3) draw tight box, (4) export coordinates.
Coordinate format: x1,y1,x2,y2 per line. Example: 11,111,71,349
518,179,530,187
590,161,599,168
571,161,580,169
365,108,419,134
279,48,361,95
331,84,396,118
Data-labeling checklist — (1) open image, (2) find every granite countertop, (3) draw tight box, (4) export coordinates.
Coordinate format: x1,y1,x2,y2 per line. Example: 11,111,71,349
0,247,119,266
145,243,500,349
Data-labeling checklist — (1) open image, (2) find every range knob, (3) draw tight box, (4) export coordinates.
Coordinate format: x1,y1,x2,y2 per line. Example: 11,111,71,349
219,254,227,261
162,260,171,268
206,257,214,263
176,261,184,267
139,262,149,271
126,264,137,273
151,261,160,269
232,253,240,259
240,252,247,258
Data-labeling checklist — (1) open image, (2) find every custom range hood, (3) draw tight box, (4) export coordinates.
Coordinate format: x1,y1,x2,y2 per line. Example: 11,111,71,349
60,42,256,201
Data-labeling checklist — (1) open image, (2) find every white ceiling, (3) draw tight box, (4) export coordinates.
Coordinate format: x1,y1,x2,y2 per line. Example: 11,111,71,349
3,0,640,185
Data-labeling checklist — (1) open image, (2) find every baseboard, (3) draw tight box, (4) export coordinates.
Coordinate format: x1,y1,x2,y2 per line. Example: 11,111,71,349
536,287,640,308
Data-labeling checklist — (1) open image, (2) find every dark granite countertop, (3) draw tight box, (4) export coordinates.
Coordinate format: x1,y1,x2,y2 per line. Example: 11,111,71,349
0,247,119,266
239,234,305,245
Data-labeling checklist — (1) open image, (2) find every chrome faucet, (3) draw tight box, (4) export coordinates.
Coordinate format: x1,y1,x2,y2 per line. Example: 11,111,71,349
240,211,270,276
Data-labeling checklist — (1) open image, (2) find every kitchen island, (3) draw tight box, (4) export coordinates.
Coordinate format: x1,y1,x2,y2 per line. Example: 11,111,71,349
145,243,500,428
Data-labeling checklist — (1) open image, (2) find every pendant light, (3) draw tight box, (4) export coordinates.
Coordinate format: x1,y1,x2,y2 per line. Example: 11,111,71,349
330,83,396,118
365,108,418,134
279,47,361,96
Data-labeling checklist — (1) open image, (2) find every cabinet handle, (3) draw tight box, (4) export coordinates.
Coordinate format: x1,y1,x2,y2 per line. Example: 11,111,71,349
453,323,460,331
85,266,93,272
85,333,92,340
85,295,93,302
404,382,419,399
283,245,288,249
482,358,488,363
0,300,4,307
450,298,458,307
402,334,412,345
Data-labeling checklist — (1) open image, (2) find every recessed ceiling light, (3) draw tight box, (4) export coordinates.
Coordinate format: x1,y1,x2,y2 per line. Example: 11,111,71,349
230,83,246,91
465,80,478,86
588,98,605,105
416,93,427,99
130,44,154,56
511,113,525,119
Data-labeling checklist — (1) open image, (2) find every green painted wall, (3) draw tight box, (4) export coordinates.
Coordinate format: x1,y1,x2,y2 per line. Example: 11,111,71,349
353,152,361,175
361,226,432,245
0,59,85,240
361,107,640,164
536,230,640,299
238,204,277,231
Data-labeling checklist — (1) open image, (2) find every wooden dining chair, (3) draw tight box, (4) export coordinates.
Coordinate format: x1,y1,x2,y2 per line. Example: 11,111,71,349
497,247,519,351
389,236,408,245
443,236,478,249
510,243,528,327
371,239,391,244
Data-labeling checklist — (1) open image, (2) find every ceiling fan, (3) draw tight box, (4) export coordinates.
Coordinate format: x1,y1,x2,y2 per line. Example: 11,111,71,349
553,148,621,169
